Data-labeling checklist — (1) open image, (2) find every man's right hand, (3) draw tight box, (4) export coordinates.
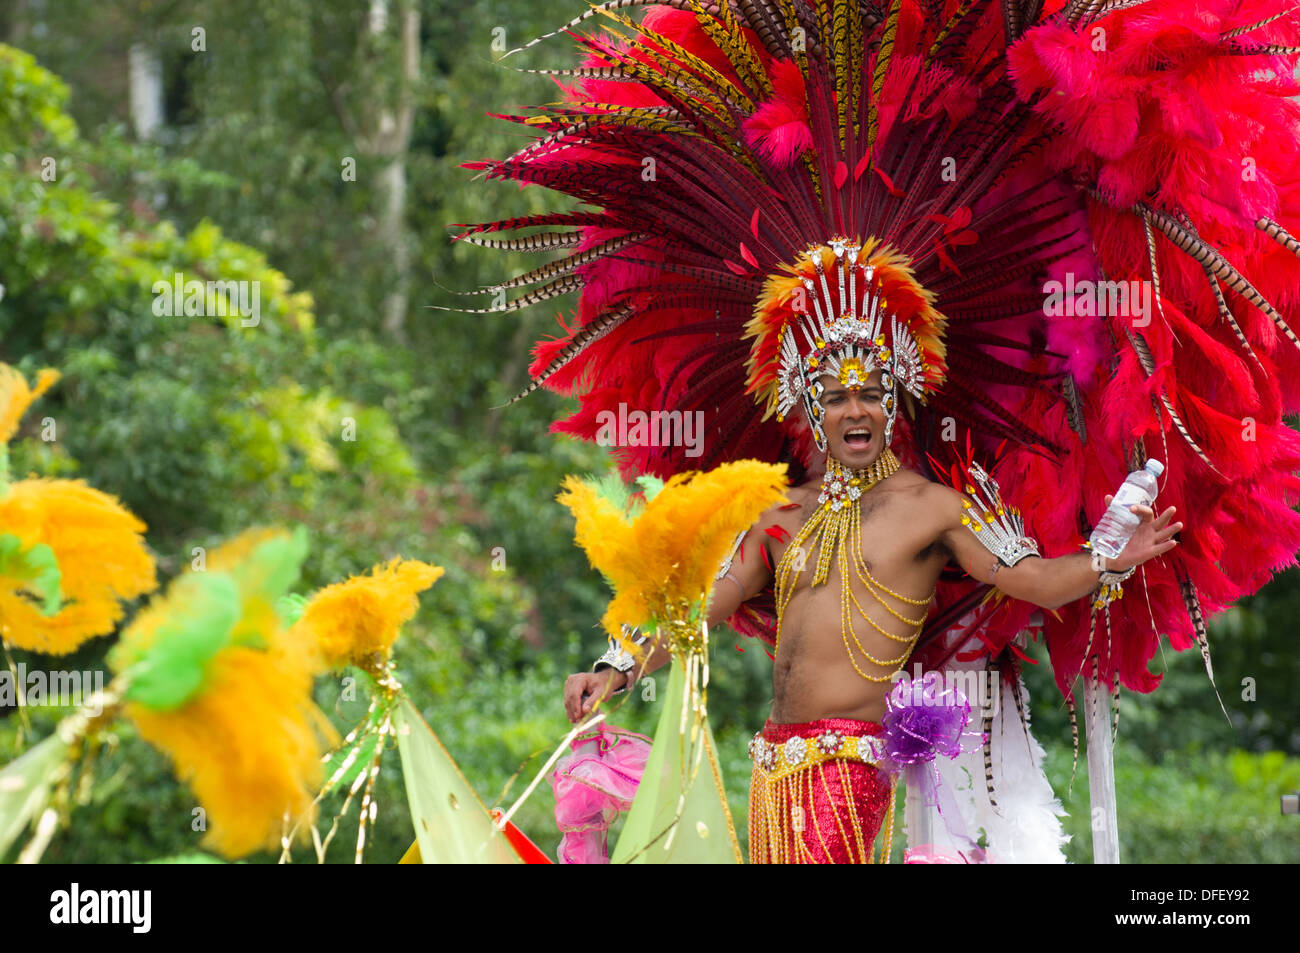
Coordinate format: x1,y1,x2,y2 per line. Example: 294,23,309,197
563,668,629,724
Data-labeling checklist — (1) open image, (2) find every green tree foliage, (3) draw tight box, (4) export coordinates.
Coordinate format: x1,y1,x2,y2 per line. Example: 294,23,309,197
0,20,618,862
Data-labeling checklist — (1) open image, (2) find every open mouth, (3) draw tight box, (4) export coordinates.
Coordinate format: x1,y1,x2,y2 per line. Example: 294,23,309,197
844,427,872,450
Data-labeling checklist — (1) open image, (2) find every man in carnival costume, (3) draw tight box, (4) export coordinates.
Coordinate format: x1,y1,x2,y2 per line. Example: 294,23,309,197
457,0,1300,862
564,240,1178,862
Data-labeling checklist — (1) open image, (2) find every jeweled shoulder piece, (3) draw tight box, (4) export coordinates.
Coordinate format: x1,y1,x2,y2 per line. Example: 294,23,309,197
959,461,1041,568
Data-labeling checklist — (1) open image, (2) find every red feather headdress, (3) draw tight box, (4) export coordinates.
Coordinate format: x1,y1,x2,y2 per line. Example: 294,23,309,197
456,0,1300,701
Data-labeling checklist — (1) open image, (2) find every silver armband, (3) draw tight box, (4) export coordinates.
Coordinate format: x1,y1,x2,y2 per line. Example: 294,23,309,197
715,530,747,580
959,461,1041,568
592,624,647,694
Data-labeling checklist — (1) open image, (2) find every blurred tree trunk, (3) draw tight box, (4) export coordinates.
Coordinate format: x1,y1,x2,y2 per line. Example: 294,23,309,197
128,41,163,141
2,0,32,45
335,0,419,344
127,34,166,213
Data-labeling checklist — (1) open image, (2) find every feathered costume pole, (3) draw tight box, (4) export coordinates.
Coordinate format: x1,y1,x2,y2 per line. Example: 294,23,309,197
456,0,1300,862
558,463,788,861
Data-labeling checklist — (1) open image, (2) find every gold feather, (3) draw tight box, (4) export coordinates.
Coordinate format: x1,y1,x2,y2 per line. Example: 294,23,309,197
849,0,864,141
548,104,705,141
686,0,772,100
867,0,902,158
522,63,732,123
831,0,852,150
929,0,979,60
595,3,755,111
576,16,744,118
499,0,670,59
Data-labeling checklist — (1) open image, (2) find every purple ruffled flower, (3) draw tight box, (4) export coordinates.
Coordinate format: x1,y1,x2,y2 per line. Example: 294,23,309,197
881,672,973,769
879,671,988,861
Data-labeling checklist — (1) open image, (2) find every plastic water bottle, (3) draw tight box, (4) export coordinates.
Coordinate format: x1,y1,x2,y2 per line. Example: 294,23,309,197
1089,459,1164,559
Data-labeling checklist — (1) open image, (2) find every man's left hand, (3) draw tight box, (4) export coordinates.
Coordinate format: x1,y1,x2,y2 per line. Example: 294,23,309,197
1106,494,1182,572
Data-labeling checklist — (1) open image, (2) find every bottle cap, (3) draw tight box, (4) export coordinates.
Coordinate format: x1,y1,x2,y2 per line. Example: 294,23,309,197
1144,459,1164,476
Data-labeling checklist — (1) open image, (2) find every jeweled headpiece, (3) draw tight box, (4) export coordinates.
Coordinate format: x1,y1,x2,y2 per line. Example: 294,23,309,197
746,238,948,453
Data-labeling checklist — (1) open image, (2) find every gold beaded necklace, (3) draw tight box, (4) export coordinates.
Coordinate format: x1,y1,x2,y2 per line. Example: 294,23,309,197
774,448,935,683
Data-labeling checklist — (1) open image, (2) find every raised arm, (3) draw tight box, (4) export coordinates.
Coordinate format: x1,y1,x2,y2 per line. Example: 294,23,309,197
936,483,1182,611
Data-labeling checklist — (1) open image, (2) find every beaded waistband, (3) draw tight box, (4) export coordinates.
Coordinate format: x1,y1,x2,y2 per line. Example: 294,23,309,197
749,720,886,783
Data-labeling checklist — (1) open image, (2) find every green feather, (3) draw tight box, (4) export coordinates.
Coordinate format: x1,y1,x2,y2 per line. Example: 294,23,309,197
634,474,665,502
114,526,312,711
277,592,310,627
0,533,62,615
116,572,240,711
591,471,634,513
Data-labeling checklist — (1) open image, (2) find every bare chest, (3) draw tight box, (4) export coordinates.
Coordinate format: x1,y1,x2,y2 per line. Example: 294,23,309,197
767,485,943,588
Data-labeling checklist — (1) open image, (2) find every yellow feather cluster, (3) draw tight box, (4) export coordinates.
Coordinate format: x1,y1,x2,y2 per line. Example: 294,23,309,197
118,528,336,859
559,460,788,648
0,363,157,653
291,558,444,670
0,365,60,444
127,643,332,859
202,526,313,669
0,479,158,653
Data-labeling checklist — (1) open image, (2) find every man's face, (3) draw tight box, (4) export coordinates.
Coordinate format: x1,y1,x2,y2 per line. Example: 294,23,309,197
818,368,886,467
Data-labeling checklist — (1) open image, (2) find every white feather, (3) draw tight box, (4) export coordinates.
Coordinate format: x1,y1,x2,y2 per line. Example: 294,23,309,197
902,640,1070,863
